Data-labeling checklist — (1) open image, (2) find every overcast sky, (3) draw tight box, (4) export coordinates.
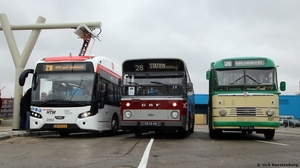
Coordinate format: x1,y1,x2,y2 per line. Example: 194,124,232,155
0,0,300,97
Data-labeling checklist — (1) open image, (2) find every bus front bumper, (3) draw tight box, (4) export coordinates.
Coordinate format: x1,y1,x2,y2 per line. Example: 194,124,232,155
213,121,280,130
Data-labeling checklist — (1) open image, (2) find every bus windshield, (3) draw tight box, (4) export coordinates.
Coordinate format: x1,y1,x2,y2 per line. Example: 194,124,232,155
122,72,184,96
32,72,95,106
216,68,277,89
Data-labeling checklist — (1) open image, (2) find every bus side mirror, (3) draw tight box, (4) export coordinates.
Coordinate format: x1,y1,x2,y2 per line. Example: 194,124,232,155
280,81,286,91
187,82,193,92
32,74,39,91
19,69,34,86
206,71,210,80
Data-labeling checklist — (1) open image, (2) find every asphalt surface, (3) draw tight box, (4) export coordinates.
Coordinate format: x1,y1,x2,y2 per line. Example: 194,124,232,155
1,119,300,140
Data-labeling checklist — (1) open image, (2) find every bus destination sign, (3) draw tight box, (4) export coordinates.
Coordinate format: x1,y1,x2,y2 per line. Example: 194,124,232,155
224,60,266,67
43,63,87,72
134,62,178,71
149,63,177,70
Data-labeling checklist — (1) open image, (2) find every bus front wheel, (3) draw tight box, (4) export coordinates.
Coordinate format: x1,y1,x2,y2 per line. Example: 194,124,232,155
58,130,70,137
209,129,221,139
109,115,119,135
264,130,275,140
134,130,143,137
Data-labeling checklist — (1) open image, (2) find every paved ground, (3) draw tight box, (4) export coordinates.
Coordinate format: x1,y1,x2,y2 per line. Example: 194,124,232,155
1,119,300,140
0,119,56,140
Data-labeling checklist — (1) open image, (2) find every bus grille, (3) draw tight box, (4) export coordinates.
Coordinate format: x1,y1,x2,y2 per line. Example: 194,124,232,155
230,107,263,116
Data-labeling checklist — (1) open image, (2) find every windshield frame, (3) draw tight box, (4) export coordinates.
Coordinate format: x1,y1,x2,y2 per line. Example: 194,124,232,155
215,68,278,90
121,71,185,96
31,72,96,107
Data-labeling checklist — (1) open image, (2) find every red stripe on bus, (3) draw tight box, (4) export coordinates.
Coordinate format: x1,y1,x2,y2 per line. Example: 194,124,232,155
97,64,121,78
120,100,187,119
44,56,94,62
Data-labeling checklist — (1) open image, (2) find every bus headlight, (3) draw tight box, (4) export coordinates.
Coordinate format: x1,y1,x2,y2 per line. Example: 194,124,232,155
171,111,179,119
219,108,227,116
266,109,274,116
124,111,132,118
30,112,42,119
172,102,177,107
78,112,91,118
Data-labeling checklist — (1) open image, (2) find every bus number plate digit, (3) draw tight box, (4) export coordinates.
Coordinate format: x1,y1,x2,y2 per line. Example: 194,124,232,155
54,124,68,128
144,122,158,126
240,126,254,130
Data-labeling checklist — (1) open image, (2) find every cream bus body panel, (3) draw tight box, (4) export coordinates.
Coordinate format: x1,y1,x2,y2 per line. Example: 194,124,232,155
211,93,279,129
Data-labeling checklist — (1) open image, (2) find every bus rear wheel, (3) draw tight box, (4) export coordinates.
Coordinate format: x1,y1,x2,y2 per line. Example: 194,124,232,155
264,130,275,140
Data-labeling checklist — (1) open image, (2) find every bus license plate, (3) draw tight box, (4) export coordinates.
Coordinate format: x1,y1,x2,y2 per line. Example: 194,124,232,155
144,122,158,126
54,124,68,128
240,126,254,130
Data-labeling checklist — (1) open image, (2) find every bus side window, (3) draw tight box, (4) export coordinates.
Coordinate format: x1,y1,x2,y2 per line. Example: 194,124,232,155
99,82,107,103
107,83,113,101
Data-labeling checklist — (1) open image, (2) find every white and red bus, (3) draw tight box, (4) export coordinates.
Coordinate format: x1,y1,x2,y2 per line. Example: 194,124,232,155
120,58,195,137
19,56,122,136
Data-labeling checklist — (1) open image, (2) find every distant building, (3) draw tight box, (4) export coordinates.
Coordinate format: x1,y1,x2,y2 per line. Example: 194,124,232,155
0,98,14,119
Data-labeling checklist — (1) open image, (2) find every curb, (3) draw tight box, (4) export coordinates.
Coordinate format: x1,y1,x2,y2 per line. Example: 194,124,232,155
0,131,57,141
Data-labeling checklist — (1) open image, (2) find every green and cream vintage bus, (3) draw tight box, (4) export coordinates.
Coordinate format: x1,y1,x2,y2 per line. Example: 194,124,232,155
206,57,286,140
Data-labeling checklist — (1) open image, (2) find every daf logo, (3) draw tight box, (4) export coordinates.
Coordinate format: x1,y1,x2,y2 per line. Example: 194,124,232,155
141,103,160,107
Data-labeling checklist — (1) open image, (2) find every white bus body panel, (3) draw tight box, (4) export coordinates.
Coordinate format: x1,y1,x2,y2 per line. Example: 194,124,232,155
30,105,119,132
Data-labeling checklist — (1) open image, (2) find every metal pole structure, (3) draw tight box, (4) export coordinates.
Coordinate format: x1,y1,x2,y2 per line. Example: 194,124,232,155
0,13,102,130
0,22,102,30
0,14,45,130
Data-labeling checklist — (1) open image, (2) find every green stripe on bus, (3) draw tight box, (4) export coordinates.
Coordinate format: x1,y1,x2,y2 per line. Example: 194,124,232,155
214,121,280,127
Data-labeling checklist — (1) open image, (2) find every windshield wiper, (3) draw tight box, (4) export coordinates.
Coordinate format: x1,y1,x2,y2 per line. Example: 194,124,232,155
38,100,85,106
246,75,260,84
230,75,244,85
69,79,84,101
150,81,167,85
37,100,66,106
127,82,141,85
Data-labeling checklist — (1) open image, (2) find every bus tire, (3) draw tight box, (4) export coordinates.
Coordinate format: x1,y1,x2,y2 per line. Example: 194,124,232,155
264,130,275,140
134,130,143,137
178,129,188,138
189,117,195,133
209,129,221,139
58,130,70,137
109,114,119,135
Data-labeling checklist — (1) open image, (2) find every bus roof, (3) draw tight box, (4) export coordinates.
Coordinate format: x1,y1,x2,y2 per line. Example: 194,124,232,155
211,56,276,69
